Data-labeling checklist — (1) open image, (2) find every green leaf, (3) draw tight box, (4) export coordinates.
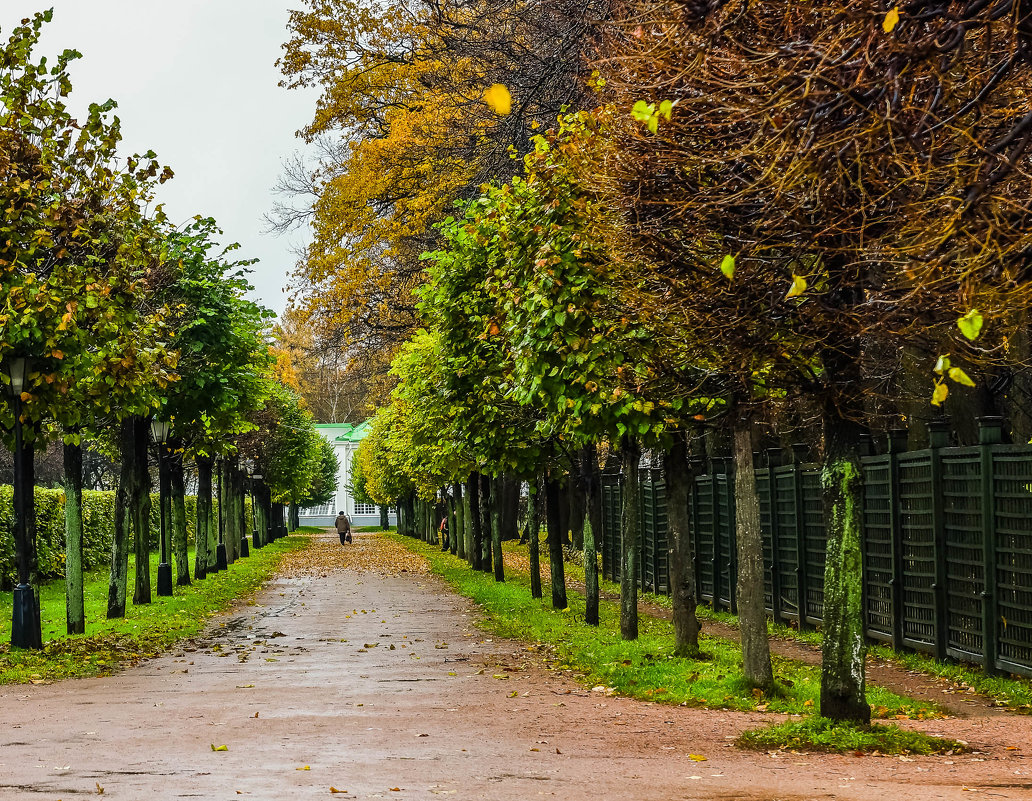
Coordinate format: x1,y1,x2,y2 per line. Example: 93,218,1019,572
658,100,673,120
630,100,654,123
719,255,735,281
948,367,976,387
957,309,983,341
933,355,950,375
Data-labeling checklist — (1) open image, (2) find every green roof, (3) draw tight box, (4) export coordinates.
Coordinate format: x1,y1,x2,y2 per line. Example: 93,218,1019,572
315,421,371,443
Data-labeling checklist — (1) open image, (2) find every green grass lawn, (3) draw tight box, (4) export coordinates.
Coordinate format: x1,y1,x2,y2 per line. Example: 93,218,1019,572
0,534,306,685
392,533,938,719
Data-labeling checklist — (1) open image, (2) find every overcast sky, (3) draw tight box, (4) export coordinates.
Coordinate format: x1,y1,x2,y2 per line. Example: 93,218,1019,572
2,2,319,317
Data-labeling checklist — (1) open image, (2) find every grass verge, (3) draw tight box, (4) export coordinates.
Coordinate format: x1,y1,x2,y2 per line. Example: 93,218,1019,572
393,533,939,720
737,717,966,755
570,545,1032,713
0,534,306,685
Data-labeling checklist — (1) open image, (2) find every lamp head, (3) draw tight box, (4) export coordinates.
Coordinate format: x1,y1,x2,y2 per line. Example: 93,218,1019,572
5,356,28,396
150,418,171,444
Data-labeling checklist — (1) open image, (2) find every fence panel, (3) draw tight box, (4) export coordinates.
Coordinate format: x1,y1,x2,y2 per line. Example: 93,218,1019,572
993,451,1032,676
640,471,667,593
600,473,621,583
694,474,717,603
772,466,801,623
800,467,826,623
757,469,775,613
715,472,735,611
862,455,895,643
940,450,985,664
897,452,937,653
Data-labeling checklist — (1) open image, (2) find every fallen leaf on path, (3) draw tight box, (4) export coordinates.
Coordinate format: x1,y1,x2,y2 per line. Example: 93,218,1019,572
253,712,259,718
297,766,310,770
390,788,401,792
492,674,509,680
330,789,346,794
508,691,518,698
688,754,707,762
211,744,229,751
96,782,104,795
363,643,379,648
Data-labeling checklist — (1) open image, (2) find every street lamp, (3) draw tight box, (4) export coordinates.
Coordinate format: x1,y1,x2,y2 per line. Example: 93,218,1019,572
150,418,173,597
6,356,42,649
249,467,263,550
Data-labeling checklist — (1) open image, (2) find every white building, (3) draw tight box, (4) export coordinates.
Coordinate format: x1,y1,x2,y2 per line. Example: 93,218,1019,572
298,422,396,528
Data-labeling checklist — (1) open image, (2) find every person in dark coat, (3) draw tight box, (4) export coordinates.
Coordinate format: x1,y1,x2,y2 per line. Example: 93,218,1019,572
335,511,352,545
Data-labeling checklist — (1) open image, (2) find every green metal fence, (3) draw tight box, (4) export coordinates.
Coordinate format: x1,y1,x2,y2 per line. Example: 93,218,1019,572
597,417,1032,677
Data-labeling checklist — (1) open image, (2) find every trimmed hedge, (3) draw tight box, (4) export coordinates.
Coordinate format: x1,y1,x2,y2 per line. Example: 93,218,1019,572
0,487,237,587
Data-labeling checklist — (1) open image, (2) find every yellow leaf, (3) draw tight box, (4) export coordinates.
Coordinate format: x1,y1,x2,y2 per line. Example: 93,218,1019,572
297,765,311,771
330,789,347,795
211,744,229,751
688,754,707,761
948,367,976,387
883,7,900,33
508,691,518,697
932,381,949,406
483,84,512,115
719,254,735,281
803,699,814,708
786,274,808,299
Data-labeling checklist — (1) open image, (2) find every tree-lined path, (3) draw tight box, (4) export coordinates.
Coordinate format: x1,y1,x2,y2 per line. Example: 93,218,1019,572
1,531,1030,800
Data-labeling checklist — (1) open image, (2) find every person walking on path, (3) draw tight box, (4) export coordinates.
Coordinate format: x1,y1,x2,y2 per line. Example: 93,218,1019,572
335,511,352,545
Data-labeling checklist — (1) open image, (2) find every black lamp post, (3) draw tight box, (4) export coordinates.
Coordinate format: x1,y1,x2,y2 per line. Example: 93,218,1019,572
214,458,228,572
150,418,173,597
7,356,42,650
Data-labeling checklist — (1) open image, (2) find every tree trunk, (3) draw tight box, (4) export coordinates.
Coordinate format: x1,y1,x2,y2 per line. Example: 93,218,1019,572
63,440,85,635
664,433,701,657
491,475,504,581
288,502,299,532
443,496,452,552
479,474,493,573
380,504,390,531
580,445,601,626
131,416,152,606
620,438,641,640
528,474,542,599
194,456,212,580
468,474,482,569
545,470,567,609
223,458,239,564
820,411,870,724
108,418,134,618
169,446,190,586
452,482,465,560
733,416,774,689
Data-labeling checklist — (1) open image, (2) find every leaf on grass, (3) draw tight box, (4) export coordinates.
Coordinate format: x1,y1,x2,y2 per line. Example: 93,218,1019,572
948,367,976,387
211,744,229,751
883,7,900,33
958,309,984,341
803,699,814,708
785,274,807,299
483,84,511,116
